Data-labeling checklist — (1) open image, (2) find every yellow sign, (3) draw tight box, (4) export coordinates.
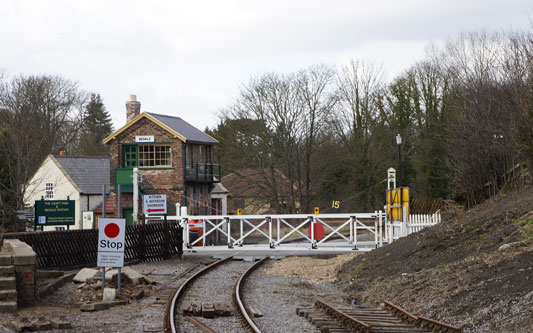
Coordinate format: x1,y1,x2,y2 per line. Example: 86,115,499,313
386,187,409,220
314,207,319,215
237,209,242,215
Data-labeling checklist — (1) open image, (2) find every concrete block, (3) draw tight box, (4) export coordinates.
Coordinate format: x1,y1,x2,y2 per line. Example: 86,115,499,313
104,269,118,281
15,264,35,273
33,321,53,330
0,289,17,301
0,254,11,266
0,277,15,288
0,301,17,312
0,265,14,275
183,302,201,316
37,270,64,278
12,254,36,266
80,300,127,312
73,268,100,283
50,319,72,329
202,304,215,318
131,289,144,299
214,303,232,317
103,288,116,302
121,266,144,285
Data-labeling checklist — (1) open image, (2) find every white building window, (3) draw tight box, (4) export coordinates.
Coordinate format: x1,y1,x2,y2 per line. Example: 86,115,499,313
45,182,54,199
54,226,65,231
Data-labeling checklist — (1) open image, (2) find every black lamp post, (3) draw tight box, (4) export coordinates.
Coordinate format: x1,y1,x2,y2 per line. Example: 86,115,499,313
396,134,402,187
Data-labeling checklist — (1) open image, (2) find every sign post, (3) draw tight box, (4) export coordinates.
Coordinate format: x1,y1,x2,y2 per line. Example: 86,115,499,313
143,194,167,215
97,218,126,299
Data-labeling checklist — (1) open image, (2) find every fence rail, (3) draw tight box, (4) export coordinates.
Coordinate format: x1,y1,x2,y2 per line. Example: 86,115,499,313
386,212,441,242
0,222,182,269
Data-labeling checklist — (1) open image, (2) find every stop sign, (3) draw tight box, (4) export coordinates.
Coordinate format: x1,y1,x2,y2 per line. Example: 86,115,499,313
98,218,126,268
308,223,325,240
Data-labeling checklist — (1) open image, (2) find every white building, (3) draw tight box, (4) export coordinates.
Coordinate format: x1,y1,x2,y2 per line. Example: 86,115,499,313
24,155,110,231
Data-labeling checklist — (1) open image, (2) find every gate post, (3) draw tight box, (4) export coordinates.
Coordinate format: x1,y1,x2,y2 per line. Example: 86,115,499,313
239,217,243,247
374,211,378,249
268,217,274,248
351,216,358,250
226,217,233,249
379,210,383,248
310,216,317,249
185,218,191,248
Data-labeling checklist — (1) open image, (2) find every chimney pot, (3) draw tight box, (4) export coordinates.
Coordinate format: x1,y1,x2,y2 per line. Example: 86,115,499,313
126,94,141,123
59,151,66,156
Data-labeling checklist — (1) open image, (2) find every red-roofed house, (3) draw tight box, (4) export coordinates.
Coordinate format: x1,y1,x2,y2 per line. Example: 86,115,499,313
221,169,299,215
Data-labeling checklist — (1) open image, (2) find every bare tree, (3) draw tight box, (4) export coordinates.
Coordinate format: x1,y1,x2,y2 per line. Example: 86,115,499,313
0,74,86,231
294,64,337,212
432,31,519,204
227,72,302,212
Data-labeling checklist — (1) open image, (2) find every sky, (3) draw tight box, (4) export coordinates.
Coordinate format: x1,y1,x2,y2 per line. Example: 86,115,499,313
1,0,532,131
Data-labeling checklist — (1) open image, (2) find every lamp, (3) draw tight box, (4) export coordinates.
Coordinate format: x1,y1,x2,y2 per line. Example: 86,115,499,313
396,134,402,187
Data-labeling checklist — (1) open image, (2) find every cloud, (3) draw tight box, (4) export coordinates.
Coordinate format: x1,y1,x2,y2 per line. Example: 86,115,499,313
1,0,531,130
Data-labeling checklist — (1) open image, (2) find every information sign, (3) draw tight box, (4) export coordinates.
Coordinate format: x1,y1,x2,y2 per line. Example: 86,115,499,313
82,211,94,229
97,218,126,267
143,194,167,215
34,199,75,226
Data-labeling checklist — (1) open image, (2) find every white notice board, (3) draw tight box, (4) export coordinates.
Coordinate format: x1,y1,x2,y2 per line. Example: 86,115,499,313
143,194,167,215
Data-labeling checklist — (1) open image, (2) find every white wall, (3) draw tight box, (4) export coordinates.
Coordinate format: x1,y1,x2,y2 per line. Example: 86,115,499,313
24,156,81,231
78,194,104,229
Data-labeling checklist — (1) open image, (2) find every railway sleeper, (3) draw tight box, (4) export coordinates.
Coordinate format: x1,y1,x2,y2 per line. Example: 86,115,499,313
301,302,436,333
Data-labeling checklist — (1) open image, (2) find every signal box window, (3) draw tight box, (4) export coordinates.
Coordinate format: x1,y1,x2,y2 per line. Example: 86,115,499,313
123,146,137,168
138,144,172,167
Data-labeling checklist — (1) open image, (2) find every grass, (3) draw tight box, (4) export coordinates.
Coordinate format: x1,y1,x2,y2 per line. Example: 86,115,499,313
465,242,477,251
351,264,367,278
513,218,533,242
463,225,475,233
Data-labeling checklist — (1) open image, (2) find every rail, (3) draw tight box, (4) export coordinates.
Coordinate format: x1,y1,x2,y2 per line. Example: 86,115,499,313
166,256,233,333
234,257,269,332
383,300,462,332
314,299,372,332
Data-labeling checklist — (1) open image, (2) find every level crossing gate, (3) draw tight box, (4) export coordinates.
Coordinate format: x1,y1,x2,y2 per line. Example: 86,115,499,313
148,212,388,250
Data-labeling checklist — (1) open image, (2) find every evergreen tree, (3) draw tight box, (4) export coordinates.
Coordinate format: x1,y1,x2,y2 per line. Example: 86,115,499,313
78,94,113,156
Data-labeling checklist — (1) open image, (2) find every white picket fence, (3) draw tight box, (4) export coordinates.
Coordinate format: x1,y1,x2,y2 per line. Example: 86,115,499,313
386,211,441,242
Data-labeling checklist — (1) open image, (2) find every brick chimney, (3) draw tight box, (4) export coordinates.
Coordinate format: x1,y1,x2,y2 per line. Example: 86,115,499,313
126,94,141,122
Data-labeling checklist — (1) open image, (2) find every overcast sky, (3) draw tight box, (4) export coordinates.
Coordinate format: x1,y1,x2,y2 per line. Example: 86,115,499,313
1,0,532,130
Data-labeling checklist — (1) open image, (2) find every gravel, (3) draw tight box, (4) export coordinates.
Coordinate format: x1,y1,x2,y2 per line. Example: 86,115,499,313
0,254,366,332
0,257,204,333
243,258,352,333
176,259,255,333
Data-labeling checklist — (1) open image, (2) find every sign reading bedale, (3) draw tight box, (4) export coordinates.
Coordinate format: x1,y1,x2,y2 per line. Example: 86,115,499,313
34,199,75,226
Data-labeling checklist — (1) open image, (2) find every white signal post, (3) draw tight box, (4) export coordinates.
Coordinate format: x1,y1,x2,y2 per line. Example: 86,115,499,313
133,168,139,224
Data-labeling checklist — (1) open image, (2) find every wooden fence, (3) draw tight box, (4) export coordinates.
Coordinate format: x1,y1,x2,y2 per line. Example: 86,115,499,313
0,222,182,269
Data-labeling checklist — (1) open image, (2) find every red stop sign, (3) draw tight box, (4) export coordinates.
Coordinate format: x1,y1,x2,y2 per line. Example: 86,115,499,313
308,223,325,240
104,223,120,238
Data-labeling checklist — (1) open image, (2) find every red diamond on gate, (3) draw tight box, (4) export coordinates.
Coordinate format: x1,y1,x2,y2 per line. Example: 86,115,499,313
104,223,120,238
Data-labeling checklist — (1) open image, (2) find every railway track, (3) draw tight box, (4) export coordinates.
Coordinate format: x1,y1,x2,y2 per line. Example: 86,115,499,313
166,257,461,333
297,299,462,333
233,257,270,332
165,256,269,333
